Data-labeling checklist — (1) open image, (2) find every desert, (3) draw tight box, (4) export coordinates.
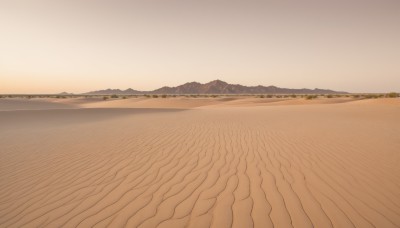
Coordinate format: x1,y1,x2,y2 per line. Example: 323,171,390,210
2,0,400,227
1,96,399,227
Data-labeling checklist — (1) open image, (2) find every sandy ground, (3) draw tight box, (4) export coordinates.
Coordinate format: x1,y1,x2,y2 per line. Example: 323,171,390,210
0,97,399,228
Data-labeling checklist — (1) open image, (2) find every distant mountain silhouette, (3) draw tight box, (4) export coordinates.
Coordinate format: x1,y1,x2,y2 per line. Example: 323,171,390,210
58,92,74,95
83,88,142,95
84,80,346,95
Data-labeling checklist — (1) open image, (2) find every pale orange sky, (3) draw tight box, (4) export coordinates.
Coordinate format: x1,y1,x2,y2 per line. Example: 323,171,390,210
1,0,399,94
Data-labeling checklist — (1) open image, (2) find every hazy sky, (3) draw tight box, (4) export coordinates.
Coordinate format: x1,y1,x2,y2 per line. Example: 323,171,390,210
1,0,399,93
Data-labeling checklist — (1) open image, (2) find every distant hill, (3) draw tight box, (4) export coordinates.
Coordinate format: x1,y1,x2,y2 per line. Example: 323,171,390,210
83,88,143,95
83,80,346,95
58,92,74,95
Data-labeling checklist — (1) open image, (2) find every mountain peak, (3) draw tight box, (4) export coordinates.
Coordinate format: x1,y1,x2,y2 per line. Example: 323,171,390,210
207,79,228,85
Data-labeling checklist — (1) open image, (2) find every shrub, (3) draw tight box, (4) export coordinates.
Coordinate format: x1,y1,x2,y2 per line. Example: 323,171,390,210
276,95,282,98
259,95,265,98
386,92,399,98
266,95,273,98
306,95,318,100
363,94,379,99
111,94,118,98
352,94,360,98
326,94,333,98
103,96,109,100
144,94,150,98
122,96,127,99
290,94,297,98
161,94,167,98
211,95,218,98
152,95,158,98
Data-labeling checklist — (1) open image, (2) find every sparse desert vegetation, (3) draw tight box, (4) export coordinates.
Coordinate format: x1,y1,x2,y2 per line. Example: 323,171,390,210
386,92,399,98
363,94,379,99
305,94,318,100
0,93,397,102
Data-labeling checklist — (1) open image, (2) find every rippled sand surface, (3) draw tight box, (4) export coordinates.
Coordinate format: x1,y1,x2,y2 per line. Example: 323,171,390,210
1,98,399,227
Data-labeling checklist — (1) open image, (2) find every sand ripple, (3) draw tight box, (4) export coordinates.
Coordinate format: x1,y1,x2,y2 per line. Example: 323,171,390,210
1,104,400,228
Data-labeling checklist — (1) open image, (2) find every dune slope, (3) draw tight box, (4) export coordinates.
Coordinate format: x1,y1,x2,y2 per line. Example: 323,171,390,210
0,102,399,228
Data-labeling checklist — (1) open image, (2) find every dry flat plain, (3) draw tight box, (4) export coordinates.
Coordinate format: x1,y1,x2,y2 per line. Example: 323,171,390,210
1,97,400,228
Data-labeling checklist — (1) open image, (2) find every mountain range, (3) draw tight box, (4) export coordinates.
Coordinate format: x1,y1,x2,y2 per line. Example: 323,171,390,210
83,80,346,95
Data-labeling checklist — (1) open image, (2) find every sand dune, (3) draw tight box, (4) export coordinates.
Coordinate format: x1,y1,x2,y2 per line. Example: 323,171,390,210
0,97,374,111
0,98,77,111
81,97,225,109
1,98,400,227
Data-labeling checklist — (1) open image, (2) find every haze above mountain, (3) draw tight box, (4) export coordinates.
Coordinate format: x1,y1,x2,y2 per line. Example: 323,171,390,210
83,80,346,95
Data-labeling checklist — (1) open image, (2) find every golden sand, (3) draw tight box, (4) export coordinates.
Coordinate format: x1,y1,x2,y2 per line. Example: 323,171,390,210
1,97,399,227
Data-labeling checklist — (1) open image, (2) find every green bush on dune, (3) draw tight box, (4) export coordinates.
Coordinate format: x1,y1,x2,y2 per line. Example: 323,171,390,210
386,92,399,98
111,94,118,98
306,95,318,100
363,94,379,99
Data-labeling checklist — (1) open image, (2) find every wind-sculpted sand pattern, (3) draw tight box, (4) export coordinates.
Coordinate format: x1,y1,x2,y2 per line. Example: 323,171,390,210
1,104,400,228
